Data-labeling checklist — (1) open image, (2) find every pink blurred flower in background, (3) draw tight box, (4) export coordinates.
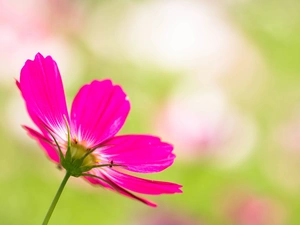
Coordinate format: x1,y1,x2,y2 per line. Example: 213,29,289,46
276,109,300,154
156,83,257,167
17,53,182,207
264,108,300,192
221,190,286,225
0,0,84,83
134,208,203,225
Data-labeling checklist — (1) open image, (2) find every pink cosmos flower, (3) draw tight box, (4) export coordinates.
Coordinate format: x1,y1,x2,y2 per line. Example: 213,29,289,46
226,194,286,225
16,53,182,207
135,209,203,225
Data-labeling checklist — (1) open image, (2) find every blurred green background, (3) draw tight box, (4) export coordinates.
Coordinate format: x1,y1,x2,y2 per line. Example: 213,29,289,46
1,0,300,224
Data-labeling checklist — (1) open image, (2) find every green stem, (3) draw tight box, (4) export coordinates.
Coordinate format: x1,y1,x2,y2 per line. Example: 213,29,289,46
42,172,71,225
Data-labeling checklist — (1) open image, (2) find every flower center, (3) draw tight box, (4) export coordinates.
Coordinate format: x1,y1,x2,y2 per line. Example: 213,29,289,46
70,143,96,167
61,141,98,177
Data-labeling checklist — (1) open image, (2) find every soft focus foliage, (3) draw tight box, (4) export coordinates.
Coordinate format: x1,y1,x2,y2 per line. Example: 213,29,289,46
1,0,300,224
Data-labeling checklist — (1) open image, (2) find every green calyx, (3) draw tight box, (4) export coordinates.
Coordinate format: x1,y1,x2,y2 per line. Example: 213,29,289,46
61,142,96,177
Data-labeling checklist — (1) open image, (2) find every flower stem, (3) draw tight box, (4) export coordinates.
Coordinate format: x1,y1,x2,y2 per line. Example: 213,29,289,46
42,172,71,225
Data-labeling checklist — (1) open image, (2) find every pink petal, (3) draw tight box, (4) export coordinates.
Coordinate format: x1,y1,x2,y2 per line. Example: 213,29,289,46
23,125,59,163
83,170,157,207
104,170,182,195
71,80,130,147
18,53,69,141
100,135,175,173
83,174,113,189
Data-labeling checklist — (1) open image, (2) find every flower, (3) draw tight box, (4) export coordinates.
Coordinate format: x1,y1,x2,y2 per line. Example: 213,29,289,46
156,84,256,167
221,190,286,225
135,208,203,225
16,53,182,207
